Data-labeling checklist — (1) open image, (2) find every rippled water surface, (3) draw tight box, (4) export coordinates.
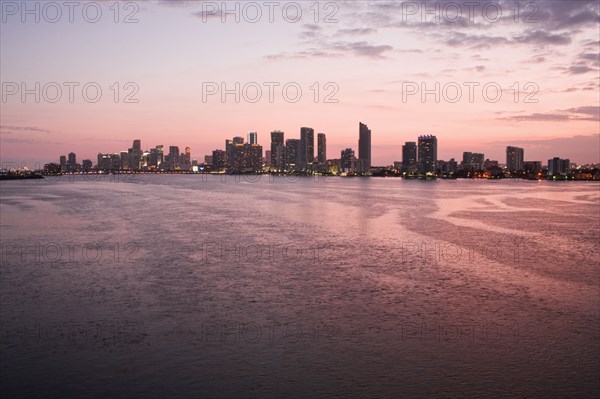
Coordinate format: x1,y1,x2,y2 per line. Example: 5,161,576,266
1,176,599,398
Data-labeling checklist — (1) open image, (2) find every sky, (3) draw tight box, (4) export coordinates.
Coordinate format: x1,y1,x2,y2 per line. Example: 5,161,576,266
1,0,599,167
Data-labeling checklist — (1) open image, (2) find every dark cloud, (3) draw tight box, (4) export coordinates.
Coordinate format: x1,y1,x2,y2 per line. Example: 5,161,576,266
513,30,571,46
566,106,600,119
553,9,600,29
568,65,595,74
578,52,600,68
343,0,597,53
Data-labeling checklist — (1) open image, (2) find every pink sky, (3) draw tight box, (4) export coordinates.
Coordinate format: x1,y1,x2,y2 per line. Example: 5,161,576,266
1,0,599,166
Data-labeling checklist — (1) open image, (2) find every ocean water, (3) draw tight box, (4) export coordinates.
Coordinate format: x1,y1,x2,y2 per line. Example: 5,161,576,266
1,175,599,398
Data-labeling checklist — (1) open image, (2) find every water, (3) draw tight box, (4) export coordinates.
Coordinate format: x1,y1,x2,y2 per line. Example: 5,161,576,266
1,175,599,398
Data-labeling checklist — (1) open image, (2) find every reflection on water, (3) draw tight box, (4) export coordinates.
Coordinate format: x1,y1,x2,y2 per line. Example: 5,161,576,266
1,176,599,398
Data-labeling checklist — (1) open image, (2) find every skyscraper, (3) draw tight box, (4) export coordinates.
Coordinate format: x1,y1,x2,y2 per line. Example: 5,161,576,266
228,143,263,173
130,139,142,170
120,151,129,169
471,153,484,170
462,152,484,170
402,142,417,173
418,135,437,174
300,127,314,170
358,122,371,173
317,133,327,165
270,130,285,171
59,155,66,172
82,159,93,171
212,149,226,171
248,131,258,145
67,152,76,172
286,139,301,171
169,146,179,170
506,146,524,171
225,139,233,168
548,157,570,176
341,148,356,174
155,145,164,167
185,147,191,166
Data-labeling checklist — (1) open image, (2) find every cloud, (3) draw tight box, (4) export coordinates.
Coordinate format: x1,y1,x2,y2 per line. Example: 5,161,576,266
568,65,596,74
0,137,62,145
157,0,194,8
266,40,393,60
512,30,572,46
566,106,600,119
191,9,222,20
0,126,51,134
554,9,600,29
299,24,323,39
578,52,600,67
336,28,378,36
343,0,597,53
500,106,600,122
504,113,571,122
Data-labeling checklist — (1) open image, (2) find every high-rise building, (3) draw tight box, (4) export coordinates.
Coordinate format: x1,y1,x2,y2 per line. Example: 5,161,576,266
212,150,226,171
548,157,570,176
418,135,437,174
248,131,258,145
448,158,458,174
341,148,356,173
98,153,111,171
462,152,484,170
300,127,314,170
185,147,191,166
98,153,120,171
82,159,93,171
462,152,473,165
402,142,417,173
169,146,180,170
472,153,484,170
270,131,285,171
506,146,524,172
120,151,129,169
228,144,263,173
225,139,233,168
130,139,142,170
358,122,371,173
67,152,77,172
148,145,164,169
44,163,61,175
524,161,542,173
286,139,301,171
59,155,66,172
317,133,327,165
233,136,244,145
156,145,164,167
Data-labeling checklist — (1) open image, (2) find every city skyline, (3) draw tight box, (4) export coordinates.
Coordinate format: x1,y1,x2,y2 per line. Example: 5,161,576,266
35,126,594,177
1,1,599,166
